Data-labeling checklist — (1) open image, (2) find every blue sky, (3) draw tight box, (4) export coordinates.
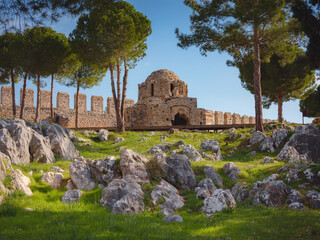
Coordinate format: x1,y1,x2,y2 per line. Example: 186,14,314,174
9,0,316,123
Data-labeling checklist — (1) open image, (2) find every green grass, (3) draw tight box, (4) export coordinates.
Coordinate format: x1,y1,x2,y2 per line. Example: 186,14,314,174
0,127,319,240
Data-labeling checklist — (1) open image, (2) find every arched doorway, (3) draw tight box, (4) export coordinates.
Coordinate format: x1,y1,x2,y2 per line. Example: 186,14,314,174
172,113,189,125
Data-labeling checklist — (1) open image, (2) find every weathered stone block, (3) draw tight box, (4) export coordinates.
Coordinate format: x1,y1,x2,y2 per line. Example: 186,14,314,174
20,88,34,107
91,96,103,113
224,112,232,125
214,111,223,125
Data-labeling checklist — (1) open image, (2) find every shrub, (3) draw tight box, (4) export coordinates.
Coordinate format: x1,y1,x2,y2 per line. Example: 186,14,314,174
145,159,165,184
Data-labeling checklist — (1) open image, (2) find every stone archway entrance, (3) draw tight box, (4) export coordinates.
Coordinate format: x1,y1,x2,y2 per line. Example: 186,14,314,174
172,113,189,125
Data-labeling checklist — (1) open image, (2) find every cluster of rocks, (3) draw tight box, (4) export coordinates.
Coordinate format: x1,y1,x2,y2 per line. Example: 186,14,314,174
0,152,33,204
0,119,78,165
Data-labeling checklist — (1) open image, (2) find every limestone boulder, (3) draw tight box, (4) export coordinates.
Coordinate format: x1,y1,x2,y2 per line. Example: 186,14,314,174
69,158,95,190
120,150,149,184
100,178,144,214
277,146,300,163
151,180,184,215
272,129,289,148
43,124,79,160
249,180,290,207
182,144,203,161
305,190,320,209
286,189,303,204
231,182,249,202
261,157,275,164
10,169,33,196
41,172,55,184
51,173,64,189
249,131,266,145
0,128,19,164
223,162,241,180
0,152,13,182
195,178,217,199
288,202,304,210
160,154,196,190
204,165,223,188
294,125,320,135
89,156,116,185
0,119,7,129
227,128,239,140
51,166,64,173
98,129,109,142
115,137,124,144
259,136,275,152
199,139,222,160
201,189,236,214
62,190,82,203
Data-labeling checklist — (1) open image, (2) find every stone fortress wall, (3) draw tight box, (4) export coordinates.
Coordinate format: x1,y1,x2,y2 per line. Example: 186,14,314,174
0,69,272,128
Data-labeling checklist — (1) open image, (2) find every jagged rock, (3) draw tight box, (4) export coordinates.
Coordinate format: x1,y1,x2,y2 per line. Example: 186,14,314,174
305,190,320,207
249,180,290,207
227,128,239,140
278,126,320,163
115,137,124,144
0,119,7,128
160,136,166,142
51,173,64,189
10,169,33,196
195,178,217,199
149,146,163,155
138,137,147,143
163,215,183,223
66,180,75,191
277,146,300,163
98,129,109,142
0,153,13,194
249,131,266,145
65,128,76,142
43,124,78,160
29,132,55,163
204,165,223,188
201,152,215,161
161,154,196,190
286,169,302,183
173,140,185,147
89,156,116,185
231,182,249,202
223,162,240,180
286,189,303,204
260,136,275,152
149,143,172,155
51,166,64,173
151,180,184,213
168,128,179,135
62,190,82,203
120,150,149,184
41,172,55,184
277,165,292,173
199,140,222,160
272,129,289,148
100,178,144,214
182,144,203,161
288,202,304,210
303,169,314,182
262,157,276,164
201,189,236,214
69,158,95,190
262,174,279,183
0,128,19,164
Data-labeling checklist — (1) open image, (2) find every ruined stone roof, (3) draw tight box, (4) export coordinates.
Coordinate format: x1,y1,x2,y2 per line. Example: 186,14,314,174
145,69,181,82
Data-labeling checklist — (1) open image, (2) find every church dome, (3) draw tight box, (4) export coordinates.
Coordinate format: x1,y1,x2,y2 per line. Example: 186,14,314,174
145,69,181,82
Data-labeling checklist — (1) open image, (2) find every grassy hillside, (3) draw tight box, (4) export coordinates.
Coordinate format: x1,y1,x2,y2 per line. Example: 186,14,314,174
0,127,319,240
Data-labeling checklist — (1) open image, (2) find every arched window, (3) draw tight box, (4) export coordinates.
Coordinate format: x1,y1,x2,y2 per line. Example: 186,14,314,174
151,83,154,96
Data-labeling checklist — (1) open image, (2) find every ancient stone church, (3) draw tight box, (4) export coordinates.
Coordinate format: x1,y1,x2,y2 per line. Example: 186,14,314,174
125,69,214,127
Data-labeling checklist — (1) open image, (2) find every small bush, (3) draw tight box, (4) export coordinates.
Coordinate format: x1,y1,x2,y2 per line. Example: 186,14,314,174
145,159,165,183
221,207,235,214
0,202,18,217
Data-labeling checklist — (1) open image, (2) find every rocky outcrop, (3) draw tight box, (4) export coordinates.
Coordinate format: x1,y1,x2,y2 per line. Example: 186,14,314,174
163,215,183,223
100,178,144,214
151,180,184,215
204,165,223,188
98,129,109,142
249,180,290,207
51,173,64,189
223,162,241,180
231,182,249,202
182,145,203,161
69,158,96,191
199,139,222,161
277,125,320,163
120,150,149,184
41,172,55,184
0,119,55,165
201,189,236,214
249,131,266,145
149,143,172,154
160,154,196,190
43,124,79,160
195,178,217,199
261,157,275,164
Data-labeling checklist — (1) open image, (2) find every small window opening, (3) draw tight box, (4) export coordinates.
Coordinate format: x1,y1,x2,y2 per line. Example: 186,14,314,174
170,84,174,96
151,84,154,96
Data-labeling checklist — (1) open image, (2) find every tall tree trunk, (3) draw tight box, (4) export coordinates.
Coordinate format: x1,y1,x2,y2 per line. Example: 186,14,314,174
253,25,264,132
120,59,128,133
75,80,80,128
35,73,41,122
10,68,16,117
20,73,28,119
50,74,54,120
109,63,119,126
116,59,123,132
277,93,283,123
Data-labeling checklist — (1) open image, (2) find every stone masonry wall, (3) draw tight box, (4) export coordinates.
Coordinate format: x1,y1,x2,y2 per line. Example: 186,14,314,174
20,88,34,107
